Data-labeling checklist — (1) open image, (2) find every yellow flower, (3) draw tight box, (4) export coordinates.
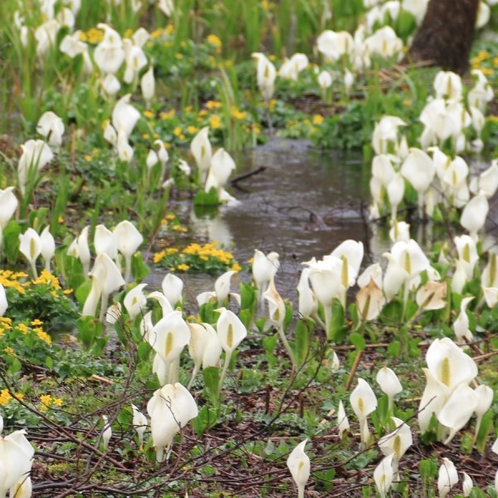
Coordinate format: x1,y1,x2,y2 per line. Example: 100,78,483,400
87,28,104,44
165,24,175,35
231,108,247,120
58,216,64,223
31,319,43,326
187,126,199,134
175,53,184,60
177,264,190,271
143,110,155,119
231,263,242,272
160,109,176,120
4,347,14,355
151,28,163,39
173,127,182,137
0,389,12,406
153,251,165,264
207,34,222,53
252,123,261,135
85,155,92,162
53,397,63,407
17,323,29,334
206,100,222,110
40,394,52,411
63,289,73,295
210,115,222,129
32,270,61,289
312,114,324,125
34,327,52,344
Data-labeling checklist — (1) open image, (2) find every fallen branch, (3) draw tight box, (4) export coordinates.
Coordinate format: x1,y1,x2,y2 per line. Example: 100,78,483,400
229,166,266,187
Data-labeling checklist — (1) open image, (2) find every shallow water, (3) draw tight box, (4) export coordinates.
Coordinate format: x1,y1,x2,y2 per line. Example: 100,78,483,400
145,141,498,309
148,139,388,304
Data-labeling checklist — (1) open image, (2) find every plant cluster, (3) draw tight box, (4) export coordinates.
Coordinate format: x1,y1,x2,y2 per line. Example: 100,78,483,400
0,0,498,496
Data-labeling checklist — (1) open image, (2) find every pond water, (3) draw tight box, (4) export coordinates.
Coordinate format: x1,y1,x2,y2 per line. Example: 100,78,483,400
147,139,389,305
144,141,498,311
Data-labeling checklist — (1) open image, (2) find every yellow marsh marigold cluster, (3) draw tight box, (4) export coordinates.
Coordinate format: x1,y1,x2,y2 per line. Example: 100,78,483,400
0,389,23,407
0,270,29,294
206,34,222,53
154,242,241,273
0,269,71,299
13,321,51,344
40,394,63,411
78,27,104,44
471,49,496,76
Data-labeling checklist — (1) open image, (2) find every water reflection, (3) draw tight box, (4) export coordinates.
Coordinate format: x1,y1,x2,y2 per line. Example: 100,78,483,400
150,139,498,306
183,139,377,299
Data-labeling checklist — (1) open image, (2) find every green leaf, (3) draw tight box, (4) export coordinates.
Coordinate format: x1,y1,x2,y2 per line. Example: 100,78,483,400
330,299,348,343
199,301,216,324
131,252,150,282
381,300,403,321
75,279,92,308
476,410,494,454
138,341,152,361
262,333,278,356
238,309,253,329
194,187,220,206
2,220,22,264
28,207,49,232
55,248,85,292
8,358,22,374
293,319,310,366
240,282,256,310
202,366,220,403
92,336,109,356
117,405,133,425
193,405,219,437
387,340,401,358
349,303,359,329
349,332,365,351
76,316,102,349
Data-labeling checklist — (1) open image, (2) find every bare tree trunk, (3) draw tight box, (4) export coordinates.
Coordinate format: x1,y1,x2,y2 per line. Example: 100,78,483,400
405,0,479,74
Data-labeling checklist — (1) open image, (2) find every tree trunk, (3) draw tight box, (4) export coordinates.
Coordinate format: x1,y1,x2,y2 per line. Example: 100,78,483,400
405,0,479,75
